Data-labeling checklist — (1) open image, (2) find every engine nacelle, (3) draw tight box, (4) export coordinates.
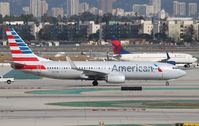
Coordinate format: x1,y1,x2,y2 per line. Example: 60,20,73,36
184,64,190,68
106,74,125,83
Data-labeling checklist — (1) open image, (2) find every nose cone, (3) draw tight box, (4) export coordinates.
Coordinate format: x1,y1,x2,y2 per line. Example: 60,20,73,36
193,57,198,62
163,69,186,80
176,69,186,78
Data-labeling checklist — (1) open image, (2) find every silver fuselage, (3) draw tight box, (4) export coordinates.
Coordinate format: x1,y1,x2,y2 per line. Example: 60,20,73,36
22,61,186,82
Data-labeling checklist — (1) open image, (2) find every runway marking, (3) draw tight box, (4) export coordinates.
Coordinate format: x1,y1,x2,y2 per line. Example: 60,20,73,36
144,88,199,90
47,100,199,109
28,87,199,95
28,88,118,94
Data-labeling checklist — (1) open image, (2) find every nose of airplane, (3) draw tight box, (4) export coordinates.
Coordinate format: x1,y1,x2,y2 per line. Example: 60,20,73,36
177,69,186,78
193,57,198,62
163,68,186,80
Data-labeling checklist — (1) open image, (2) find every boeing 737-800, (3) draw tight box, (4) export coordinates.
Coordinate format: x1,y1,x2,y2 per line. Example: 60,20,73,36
5,28,186,86
112,36,198,68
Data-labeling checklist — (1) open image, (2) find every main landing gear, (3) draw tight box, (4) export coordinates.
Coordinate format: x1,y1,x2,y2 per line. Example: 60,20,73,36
165,81,170,86
92,80,98,86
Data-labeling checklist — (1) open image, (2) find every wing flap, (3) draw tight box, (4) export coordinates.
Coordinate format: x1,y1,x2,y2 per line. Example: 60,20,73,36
68,60,108,78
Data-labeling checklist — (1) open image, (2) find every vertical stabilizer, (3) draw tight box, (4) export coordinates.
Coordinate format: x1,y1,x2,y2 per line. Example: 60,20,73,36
5,28,48,70
111,36,129,55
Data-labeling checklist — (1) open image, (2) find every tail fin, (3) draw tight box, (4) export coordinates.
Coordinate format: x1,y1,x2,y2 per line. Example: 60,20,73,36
5,28,48,70
6,28,48,62
111,36,129,55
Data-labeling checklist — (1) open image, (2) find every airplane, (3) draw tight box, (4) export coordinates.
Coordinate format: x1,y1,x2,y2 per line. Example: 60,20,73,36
5,28,186,86
111,36,198,69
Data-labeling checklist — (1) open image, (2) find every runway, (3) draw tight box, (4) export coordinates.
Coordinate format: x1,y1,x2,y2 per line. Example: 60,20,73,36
0,109,199,126
0,66,199,125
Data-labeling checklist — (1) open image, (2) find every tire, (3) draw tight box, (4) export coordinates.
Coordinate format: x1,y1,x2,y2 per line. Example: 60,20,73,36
92,80,98,86
7,80,11,84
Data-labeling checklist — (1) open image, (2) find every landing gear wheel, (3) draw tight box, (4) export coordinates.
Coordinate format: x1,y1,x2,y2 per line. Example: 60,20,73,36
92,80,98,86
7,80,11,84
165,81,169,86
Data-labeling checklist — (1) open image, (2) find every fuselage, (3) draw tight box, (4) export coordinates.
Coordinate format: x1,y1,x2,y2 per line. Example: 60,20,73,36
18,61,186,81
117,53,197,64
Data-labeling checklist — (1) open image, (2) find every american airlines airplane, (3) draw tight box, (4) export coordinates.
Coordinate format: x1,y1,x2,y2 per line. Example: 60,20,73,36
5,28,186,86
112,36,198,68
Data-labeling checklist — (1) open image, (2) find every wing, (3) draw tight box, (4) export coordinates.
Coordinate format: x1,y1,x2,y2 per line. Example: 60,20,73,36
69,60,108,79
79,69,108,77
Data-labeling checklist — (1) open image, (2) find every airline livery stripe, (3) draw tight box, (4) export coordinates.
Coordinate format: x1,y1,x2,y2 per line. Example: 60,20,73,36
6,32,12,35
12,32,17,35
11,50,32,54
9,43,18,46
12,57,39,61
19,47,30,50
14,65,46,70
6,29,10,32
12,54,37,58
21,51,33,54
17,43,26,46
11,50,22,54
14,36,20,39
10,47,20,50
15,40,23,42
8,39,24,43
8,39,17,42
9,43,27,47
7,35,14,39
112,40,121,46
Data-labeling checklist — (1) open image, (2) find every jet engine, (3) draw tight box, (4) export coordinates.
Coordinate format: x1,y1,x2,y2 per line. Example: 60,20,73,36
106,74,125,83
184,64,190,68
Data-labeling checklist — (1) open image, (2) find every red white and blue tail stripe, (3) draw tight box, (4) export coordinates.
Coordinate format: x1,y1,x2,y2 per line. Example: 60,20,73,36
6,28,48,70
111,36,129,55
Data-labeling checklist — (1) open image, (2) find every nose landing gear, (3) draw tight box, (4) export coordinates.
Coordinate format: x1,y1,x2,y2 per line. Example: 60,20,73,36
92,80,98,86
165,81,170,86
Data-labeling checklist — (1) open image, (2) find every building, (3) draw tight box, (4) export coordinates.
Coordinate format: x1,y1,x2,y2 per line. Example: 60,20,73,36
22,6,30,15
167,18,193,41
85,21,100,35
173,1,179,16
40,0,48,16
99,0,113,14
67,0,79,16
157,9,168,20
179,2,186,16
30,0,48,17
89,7,101,15
149,0,161,15
79,2,89,14
102,21,139,39
0,2,10,17
173,1,186,17
194,23,199,41
188,3,198,17
30,0,40,17
51,8,64,17
139,20,153,35
112,8,125,16
133,4,154,17
152,20,161,36
40,23,88,41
